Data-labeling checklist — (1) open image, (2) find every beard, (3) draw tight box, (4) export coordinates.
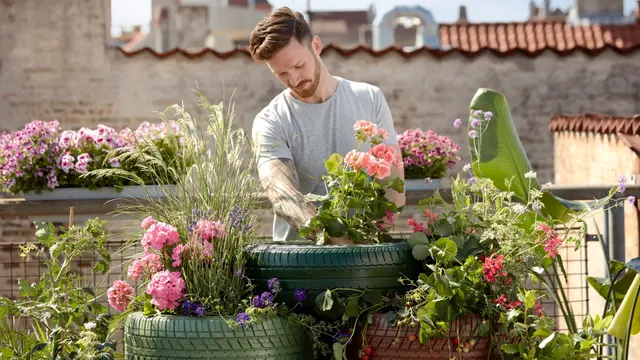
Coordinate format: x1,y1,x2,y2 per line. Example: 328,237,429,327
289,55,321,99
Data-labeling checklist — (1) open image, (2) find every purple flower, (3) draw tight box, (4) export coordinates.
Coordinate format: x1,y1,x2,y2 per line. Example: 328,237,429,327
182,300,193,314
336,332,352,344
468,176,477,185
468,130,478,139
233,268,243,277
236,312,250,328
423,177,432,185
228,203,248,229
627,196,635,204
618,175,627,193
195,306,207,317
471,118,480,128
260,291,274,307
453,119,462,128
268,277,280,293
473,110,483,117
251,295,264,308
294,289,307,302
484,111,493,121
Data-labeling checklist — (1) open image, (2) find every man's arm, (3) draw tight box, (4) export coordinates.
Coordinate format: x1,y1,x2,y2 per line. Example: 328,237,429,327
258,158,318,239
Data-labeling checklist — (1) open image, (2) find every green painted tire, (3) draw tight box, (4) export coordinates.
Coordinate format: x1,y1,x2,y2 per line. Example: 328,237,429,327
244,241,422,308
124,312,314,359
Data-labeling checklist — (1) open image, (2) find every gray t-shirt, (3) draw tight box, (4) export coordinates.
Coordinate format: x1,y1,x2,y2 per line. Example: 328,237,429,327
252,76,398,241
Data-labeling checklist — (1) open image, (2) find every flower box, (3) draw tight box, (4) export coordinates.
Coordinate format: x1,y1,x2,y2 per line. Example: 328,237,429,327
22,185,176,201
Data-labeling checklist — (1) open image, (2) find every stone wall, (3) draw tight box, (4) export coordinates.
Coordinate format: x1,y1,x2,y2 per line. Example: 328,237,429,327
3,1,640,184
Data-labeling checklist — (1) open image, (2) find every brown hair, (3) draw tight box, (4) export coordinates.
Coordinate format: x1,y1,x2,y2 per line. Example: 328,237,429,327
249,6,313,62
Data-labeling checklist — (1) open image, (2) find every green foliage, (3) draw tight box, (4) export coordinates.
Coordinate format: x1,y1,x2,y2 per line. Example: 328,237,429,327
0,219,116,359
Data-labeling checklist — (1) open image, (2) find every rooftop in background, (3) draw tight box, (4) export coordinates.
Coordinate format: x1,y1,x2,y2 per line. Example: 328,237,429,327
549,113,640,135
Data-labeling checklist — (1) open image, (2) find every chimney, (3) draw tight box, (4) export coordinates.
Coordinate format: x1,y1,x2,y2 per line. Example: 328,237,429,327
529,0,539,20
636,0,640,22
543,0,550,15
457,5,468,23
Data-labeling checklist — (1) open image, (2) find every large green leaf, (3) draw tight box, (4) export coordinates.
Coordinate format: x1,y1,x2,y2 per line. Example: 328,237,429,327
467,88,591,222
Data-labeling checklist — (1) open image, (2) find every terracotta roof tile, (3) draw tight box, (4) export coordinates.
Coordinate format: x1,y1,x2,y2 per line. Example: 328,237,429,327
120,21,640,58
549,113,640,135
439,22,640,52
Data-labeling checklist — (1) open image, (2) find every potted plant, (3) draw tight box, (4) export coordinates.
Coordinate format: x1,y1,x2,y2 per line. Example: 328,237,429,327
105,91,315,359
397,128,460,190
0,119,184,201
0,217,117,359
244,120,422,310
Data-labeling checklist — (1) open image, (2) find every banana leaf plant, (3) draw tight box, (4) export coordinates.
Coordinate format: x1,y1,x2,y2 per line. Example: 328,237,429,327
466,88,599,223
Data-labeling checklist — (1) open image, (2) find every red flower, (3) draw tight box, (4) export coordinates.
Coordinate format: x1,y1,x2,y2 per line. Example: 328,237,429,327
482,254,507,283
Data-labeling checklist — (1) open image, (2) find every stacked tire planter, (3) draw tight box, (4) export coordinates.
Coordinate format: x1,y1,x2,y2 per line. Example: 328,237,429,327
124,312,314,359
243,241,423,310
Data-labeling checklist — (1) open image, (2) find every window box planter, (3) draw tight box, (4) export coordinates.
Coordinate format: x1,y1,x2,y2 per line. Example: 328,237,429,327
403,178,441,191
21,185,176,201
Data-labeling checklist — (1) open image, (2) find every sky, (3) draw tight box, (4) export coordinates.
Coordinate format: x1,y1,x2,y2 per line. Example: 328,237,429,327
111,0,638,35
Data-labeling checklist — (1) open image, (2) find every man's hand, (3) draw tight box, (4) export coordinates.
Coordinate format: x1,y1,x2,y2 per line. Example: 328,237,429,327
258,158,318,239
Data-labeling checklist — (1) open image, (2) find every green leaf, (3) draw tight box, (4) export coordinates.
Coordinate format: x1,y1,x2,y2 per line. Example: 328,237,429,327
345,297,362,317
93,261,108,274
407,232,430,248
333,342,347,360
34,221,56,247
412,244,430,261
532,327,553,338
385,176,405,193
430,237,458,263
325,153,343,174
525,290,536,310
325,218,347,238
19,280,37,298
501,344,520,354
434,222,454,237
594,315,613,331
550,344,570,359
467,88,600,222
539,332,556,349
363,290,383,305
627,257,640,273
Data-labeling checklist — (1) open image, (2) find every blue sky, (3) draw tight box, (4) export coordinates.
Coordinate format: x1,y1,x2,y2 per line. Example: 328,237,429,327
111,0,638,35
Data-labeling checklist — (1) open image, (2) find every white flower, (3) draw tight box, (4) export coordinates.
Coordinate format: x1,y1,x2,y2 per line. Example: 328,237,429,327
511,203,526,214
84,322,96,330
524,171,537,179
447,216,455,225
463,164,472,172
543,181,552,187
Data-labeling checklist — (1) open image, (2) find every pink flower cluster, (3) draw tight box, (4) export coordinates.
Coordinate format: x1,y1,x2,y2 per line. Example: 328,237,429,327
537,223,563,259
354,120,388,145
345,139,401,180
107,280,135,312
0,119,182,194
492,294,523,310
195,219,227,242
127,253,163,281
397,128,461,178
408,209,438,235
141,222,180,252
146,270,186,311
0,120,61,192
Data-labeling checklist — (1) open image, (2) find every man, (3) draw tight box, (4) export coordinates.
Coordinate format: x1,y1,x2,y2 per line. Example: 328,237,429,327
249,6,405,244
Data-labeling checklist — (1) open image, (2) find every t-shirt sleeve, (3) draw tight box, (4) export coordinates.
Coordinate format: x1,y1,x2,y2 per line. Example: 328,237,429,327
373,87,399,145
252,111,293,168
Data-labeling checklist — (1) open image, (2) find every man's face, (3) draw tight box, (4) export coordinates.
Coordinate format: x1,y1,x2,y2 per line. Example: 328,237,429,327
266,37,322,99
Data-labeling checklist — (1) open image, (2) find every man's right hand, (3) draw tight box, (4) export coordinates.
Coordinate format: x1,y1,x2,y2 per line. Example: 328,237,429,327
258,158,319,237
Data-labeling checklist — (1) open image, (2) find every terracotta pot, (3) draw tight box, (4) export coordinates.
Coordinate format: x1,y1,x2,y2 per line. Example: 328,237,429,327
355,313,495,360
